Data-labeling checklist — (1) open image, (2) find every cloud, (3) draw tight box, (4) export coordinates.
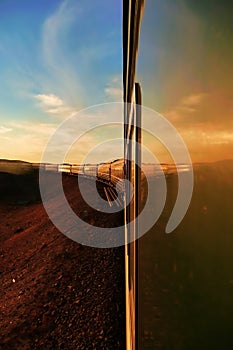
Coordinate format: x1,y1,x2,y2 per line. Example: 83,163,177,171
9,121,56,136
164,92,208,122
105,87,123,99
0,126,12,134
164,90,233,130
45,106,74,115
42,1,79,67
34,93,64,107
105,76,123,100
0,1,122,162
174,125,233,162
202,130,233,145
180,93,207,108
41,0,121,108
41,0,84,108
0,121,58,162
34,93,76,118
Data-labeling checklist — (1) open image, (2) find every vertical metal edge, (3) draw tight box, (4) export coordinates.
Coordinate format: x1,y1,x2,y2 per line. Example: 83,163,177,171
135,82,142,350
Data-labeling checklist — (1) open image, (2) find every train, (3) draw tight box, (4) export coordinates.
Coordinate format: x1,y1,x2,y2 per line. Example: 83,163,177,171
42,0,144,346
41,158,125,192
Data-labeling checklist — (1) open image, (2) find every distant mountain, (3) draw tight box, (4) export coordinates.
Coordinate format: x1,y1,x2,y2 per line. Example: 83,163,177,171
0,159,31,163
0,159,34,175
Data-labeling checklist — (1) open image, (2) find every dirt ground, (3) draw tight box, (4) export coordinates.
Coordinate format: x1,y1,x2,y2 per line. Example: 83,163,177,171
0,171,125,349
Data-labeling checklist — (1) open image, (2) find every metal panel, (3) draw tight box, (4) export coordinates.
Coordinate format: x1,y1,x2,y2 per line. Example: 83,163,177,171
123,1,144,349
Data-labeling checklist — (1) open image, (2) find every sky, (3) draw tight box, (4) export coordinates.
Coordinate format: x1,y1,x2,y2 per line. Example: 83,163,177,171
0,0,232,163
0,0,123,163
137,0,233,163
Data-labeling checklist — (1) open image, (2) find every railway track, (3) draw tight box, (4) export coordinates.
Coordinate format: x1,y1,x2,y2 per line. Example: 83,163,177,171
40,159,125,208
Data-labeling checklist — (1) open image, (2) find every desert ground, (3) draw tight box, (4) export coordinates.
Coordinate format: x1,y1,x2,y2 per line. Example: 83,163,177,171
1,159,233,349
0,161,125,350
138,160,233,349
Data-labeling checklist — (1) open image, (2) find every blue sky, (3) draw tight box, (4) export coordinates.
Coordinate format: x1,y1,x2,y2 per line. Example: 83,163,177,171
0,0,123,162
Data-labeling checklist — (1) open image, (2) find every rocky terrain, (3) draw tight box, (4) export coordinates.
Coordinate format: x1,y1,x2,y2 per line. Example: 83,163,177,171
0,167,125,349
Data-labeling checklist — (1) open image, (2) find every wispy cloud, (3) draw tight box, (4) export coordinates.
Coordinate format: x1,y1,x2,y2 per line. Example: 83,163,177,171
164,92,208,122
201,130,233,145
34,93,64,107
41,0,84,108
9,121,56,135
41,0,121,107
34,93,76,118
178,93,207,112
105,87,123,99
0,126,12,134
42,0,81,63
105,76,123,100
0,0,122,162
0,121,57,162
180,93,207,107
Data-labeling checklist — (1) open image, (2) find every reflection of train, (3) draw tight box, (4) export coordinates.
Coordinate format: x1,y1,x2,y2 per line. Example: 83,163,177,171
41,159,125,207
41,159,125,192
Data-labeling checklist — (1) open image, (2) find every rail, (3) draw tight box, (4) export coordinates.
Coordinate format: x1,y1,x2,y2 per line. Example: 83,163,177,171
40,160,125,205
